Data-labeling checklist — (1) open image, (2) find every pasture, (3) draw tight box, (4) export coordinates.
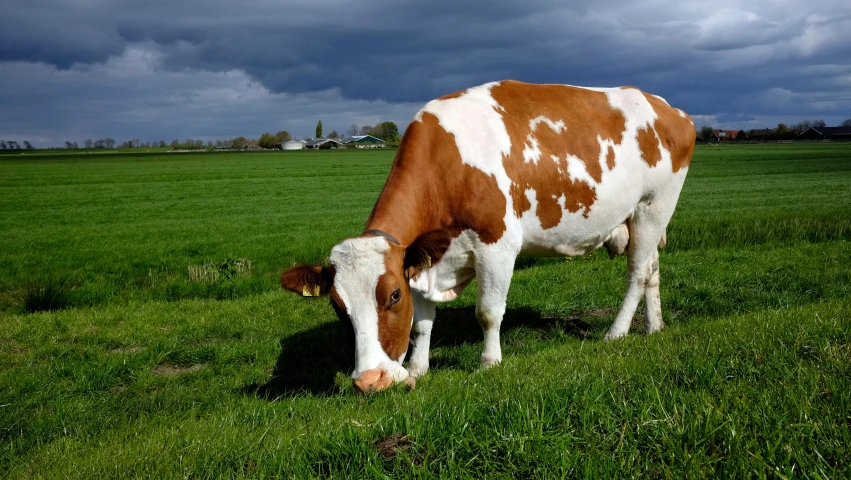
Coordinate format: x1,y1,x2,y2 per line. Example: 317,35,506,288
1,144,850,478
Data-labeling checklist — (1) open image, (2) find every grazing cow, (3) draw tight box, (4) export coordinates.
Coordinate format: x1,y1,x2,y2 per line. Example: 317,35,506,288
282,80,695,393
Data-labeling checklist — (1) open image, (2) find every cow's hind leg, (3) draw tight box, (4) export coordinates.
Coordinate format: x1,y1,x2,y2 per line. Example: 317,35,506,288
475,250,516,369
605,202,670,340
408,292,436,378
643,250,664,333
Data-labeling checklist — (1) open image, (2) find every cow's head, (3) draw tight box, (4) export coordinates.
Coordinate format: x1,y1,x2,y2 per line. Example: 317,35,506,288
281,230,451,393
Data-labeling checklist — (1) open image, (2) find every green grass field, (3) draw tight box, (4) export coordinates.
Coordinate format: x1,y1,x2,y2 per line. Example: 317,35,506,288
1,144,850,478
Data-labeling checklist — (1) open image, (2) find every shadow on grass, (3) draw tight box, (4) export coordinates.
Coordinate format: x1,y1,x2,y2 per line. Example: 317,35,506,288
245,306,607,399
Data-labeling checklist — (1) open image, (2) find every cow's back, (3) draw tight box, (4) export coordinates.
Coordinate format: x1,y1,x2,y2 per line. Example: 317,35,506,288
415,80,694,256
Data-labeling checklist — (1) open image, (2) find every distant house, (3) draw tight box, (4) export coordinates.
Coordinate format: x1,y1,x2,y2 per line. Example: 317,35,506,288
798,126,851,141
711,129,741,142
342,135,386,148
305,138,344,149
280,140,304,150
747,128,774,141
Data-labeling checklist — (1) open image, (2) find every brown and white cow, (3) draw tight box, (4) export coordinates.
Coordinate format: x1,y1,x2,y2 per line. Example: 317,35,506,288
282,80,695,393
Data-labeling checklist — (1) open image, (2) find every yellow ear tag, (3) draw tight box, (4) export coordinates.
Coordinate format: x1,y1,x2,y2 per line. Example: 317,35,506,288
424,255,432,269
302,285,320,297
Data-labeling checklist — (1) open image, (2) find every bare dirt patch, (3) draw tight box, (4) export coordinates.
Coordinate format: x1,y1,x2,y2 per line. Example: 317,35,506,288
153,364,206,377
110,346,146,354
373,433,411,459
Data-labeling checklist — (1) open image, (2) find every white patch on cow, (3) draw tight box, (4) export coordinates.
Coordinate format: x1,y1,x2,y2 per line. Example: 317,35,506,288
523,116,566,164
409,234,477,303
565,154,598,186
329,236,409,382
529,116,565,133
652,93,670,105
522,134,541,164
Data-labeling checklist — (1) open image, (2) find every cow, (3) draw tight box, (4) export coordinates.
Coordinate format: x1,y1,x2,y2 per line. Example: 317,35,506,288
281,80,695,393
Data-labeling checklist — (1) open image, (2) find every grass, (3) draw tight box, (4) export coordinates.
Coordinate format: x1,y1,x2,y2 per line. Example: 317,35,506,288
0,144,849,477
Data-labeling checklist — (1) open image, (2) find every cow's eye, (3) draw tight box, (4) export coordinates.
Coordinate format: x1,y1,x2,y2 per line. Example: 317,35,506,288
389,289,401,306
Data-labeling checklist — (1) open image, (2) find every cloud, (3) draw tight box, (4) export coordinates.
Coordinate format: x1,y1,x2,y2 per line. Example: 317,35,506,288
1,0,851,146
0,45,422,144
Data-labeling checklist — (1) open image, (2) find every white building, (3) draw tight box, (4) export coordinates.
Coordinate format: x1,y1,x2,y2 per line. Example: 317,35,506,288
280,140,304,150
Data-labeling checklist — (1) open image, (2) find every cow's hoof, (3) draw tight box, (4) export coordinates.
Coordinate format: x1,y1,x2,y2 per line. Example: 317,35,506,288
408,363,429,378
400,376,416,390
604,331,628,341
480,355,501,369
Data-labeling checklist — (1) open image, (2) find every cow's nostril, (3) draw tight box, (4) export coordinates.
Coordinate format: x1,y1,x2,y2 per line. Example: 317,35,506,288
353,368,391,393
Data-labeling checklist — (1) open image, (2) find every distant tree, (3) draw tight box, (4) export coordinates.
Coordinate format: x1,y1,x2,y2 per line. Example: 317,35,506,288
232,136,247,149
359,125,372,136
349,124,358,136
82,139,92,149
813,119,825,128
0,140,6,150
328,130,339,138
258,132,278,149
841,119,851,127
170,139,180,147
94,139,105,148
700,126,714,142
775,123,790,138
379,121,399,142
316,120,323,139
736,130,748,141
104,138,115,148
274,130,292,143
157,140,165,148
792,120,812,135
23,140,34,150
65,141,74,149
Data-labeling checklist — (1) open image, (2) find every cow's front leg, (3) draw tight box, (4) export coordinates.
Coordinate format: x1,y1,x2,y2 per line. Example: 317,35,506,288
475,252,516,369
407,292,436,378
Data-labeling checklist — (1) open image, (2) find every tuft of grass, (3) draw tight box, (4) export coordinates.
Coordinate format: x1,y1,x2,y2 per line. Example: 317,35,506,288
20,278,72,313
187,258,253,283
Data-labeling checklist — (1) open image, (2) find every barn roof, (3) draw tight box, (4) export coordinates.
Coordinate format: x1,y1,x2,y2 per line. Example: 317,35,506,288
305,138,343,147
343,135,385,144
800,126,851,136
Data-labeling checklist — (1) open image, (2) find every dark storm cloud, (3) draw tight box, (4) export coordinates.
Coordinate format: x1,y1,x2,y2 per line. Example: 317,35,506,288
1,0,850,146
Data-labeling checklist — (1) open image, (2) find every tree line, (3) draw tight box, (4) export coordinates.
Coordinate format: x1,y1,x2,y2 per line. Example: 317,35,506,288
698,118,851,142
0,140,34,150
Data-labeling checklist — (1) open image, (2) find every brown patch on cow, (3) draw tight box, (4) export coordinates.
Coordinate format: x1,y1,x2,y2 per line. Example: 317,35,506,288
605,145,616,170
365,111,507,245
640,92,695,172
490,81,627,228
375,244,414,361
637,126,662,167
404,229,453,280
437,90,465,100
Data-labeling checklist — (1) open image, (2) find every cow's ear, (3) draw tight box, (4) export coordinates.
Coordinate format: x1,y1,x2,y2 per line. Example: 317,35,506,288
404,230,452,279
281,265,335,297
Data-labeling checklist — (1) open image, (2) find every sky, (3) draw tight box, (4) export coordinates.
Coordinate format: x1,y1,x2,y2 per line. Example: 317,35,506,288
1,0,850,147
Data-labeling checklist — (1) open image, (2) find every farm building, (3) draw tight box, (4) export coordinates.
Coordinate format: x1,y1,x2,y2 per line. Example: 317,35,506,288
305,138,344,149
279,140,304,150
798,126,851,141
711,129,741,142
343,135,386,148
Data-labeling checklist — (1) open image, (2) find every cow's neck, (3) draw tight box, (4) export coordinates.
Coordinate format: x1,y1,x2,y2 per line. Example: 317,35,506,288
364,147,442,246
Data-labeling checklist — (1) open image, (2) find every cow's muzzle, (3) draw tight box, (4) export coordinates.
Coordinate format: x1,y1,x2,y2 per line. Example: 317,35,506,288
353,368,416,393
